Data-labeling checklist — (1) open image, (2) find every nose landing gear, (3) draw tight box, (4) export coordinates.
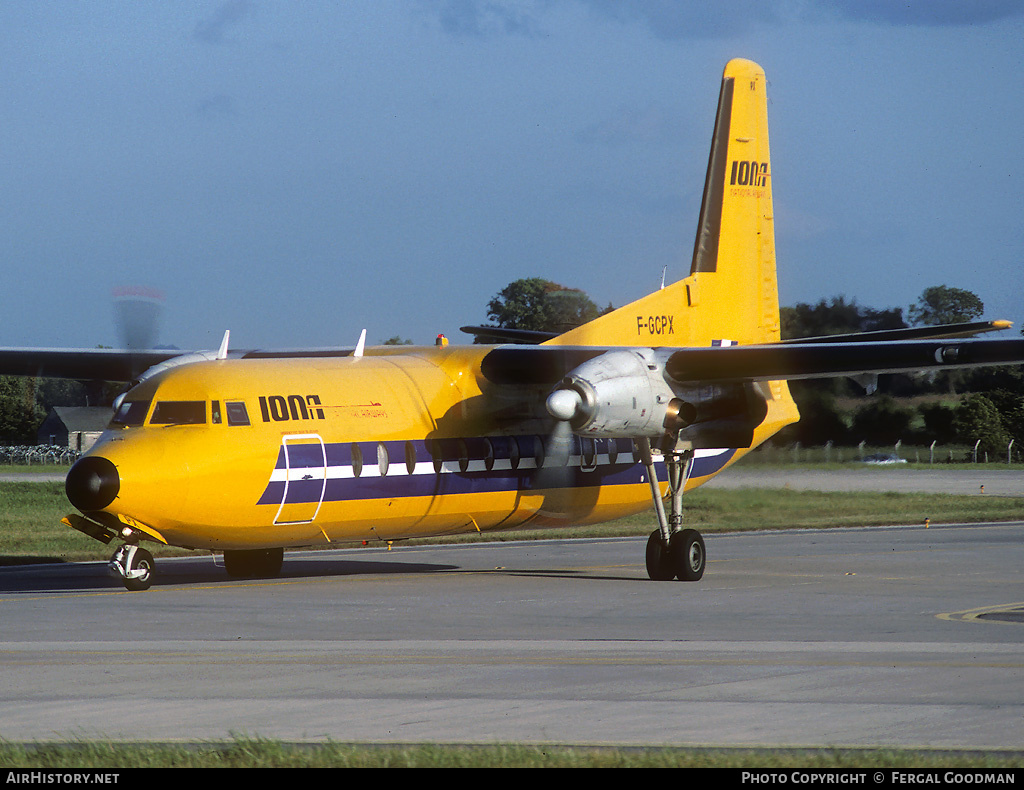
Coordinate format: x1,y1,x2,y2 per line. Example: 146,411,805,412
109,544,155,591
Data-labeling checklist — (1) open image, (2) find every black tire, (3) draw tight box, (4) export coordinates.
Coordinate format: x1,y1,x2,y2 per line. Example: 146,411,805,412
645,530,675,581
670,529,706,581
123,547,155,592
224,548,285,579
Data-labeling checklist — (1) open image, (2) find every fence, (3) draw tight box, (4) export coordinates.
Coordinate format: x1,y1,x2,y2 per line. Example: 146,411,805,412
748,440,1023,466
0,445,81,466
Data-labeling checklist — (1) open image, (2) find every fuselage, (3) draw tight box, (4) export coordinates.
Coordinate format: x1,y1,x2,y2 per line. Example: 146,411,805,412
65,345,796,552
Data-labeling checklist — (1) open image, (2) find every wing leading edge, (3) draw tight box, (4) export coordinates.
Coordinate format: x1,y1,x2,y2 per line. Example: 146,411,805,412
663,336,1024,384
479,335,1024,388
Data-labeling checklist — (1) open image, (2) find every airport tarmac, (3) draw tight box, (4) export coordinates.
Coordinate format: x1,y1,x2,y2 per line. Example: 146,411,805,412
1,516,1022,748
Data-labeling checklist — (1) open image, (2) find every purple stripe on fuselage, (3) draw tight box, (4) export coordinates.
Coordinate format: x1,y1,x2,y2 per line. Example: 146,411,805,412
256,438,735,506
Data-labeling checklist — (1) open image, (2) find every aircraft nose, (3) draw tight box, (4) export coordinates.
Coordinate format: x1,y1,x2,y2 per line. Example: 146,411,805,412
66,456,120,512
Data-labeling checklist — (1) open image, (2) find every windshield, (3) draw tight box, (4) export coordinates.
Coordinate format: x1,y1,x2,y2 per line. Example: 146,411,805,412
150,401,207,425
110,399,151,427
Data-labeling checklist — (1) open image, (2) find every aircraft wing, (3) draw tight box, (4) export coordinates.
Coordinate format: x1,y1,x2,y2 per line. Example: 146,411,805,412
466,320,1010,347
480,336,1024,387
780,320,1013,345
663,337,1024,384
0,345,366,383
0,348,181,382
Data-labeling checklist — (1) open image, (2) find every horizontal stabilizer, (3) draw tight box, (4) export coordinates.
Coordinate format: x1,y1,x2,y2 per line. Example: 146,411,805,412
461,325,558,344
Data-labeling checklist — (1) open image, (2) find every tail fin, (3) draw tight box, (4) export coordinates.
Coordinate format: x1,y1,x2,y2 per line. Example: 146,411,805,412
549,59,780,348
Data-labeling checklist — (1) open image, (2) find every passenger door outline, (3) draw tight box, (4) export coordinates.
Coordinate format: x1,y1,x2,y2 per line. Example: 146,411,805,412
274,433,327,525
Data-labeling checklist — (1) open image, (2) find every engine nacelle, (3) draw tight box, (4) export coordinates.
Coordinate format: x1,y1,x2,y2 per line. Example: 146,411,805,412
550,349,674,438
546,349,769,448
666,382,769,449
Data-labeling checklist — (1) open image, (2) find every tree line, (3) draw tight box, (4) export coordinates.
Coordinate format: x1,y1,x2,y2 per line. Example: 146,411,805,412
1,280,1020,458
483,280,1024,457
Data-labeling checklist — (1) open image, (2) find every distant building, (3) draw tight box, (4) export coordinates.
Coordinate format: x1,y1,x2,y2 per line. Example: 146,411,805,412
37,407,113,452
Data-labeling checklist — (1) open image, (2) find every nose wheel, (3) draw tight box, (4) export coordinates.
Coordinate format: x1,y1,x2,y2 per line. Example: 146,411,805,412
109,544,155,591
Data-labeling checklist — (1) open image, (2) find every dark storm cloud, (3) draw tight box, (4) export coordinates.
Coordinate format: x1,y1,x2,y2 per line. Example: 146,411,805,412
822,0,1024,27
193,0,254,44
580,0,783,40
436,0,546,37
431,1,1024,41
196,94,236,117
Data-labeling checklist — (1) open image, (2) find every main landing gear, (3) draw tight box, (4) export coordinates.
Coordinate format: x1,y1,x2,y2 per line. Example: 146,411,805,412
109,544,155,592
637,438,706,582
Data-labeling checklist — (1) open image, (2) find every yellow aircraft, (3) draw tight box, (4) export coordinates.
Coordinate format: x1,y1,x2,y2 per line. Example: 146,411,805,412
5,59,1023,591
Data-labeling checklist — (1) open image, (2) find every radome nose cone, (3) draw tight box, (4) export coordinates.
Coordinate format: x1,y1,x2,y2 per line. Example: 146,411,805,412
66,456,120,511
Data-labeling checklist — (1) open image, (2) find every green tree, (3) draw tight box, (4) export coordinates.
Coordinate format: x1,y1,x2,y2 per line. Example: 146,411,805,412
850,396,914,445
785,384,848,445
953,394,1007,458
985,389,1024,448
781,295,905,340
485,278,601,333
908,285,984,326
919,402,957,444
0,376,44,444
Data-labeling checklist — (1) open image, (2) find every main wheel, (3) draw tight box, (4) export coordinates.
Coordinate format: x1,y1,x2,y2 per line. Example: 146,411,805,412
645,530,675,581
224,548,285,579
670,529,706,581
122,547,155,592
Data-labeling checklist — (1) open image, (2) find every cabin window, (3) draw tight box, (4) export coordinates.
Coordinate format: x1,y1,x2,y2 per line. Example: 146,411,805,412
225,401,250,426
351,443,363,478
405,442,417,475
429,439,443,474
581,438,596,469
523,435,544,469
377,442,389,477
150,401,206,425
111,399,151,427
508,436,520,470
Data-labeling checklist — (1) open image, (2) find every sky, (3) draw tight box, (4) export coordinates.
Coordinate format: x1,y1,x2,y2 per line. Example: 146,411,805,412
3,1,1022,351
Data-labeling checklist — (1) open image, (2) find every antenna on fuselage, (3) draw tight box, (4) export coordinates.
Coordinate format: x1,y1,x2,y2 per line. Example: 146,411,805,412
217,330,230,360
354,328,366,358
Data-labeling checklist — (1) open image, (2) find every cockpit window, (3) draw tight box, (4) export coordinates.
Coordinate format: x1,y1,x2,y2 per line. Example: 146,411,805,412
150,401,207,425
111,399,151,427
225,401,250,426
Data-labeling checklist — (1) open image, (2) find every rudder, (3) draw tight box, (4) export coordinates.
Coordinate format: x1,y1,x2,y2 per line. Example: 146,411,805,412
549,59,780,349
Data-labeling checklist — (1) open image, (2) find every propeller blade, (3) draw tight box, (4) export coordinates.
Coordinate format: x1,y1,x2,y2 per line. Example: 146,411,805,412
543,418,574,470
112,286,163,352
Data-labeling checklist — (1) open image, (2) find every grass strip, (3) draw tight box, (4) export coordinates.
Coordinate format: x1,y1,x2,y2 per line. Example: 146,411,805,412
1,482,1022,564
1,739,1022,768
